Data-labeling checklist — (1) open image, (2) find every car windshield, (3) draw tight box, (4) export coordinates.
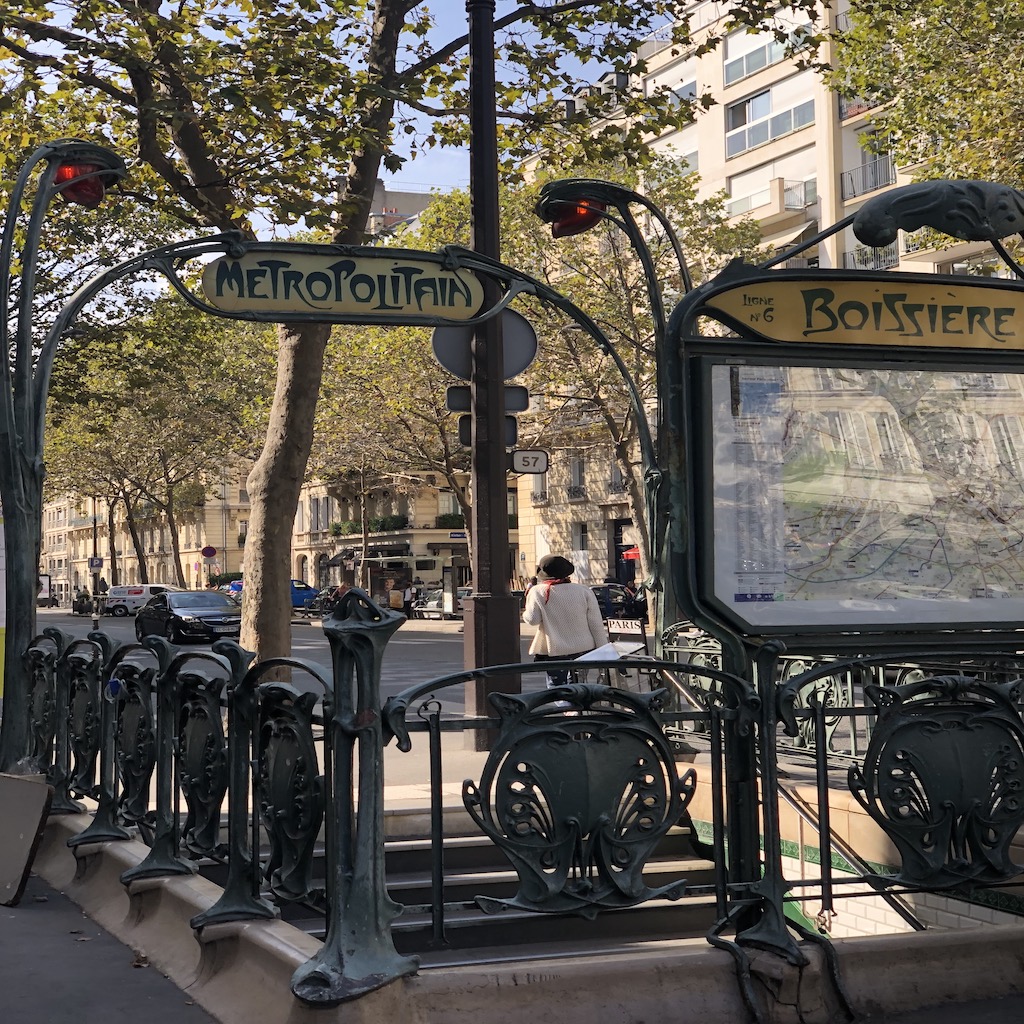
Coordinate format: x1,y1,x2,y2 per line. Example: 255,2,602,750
168,592,237,610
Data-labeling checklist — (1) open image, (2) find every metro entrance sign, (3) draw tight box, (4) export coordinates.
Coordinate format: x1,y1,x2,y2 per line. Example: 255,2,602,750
668,178,1024,647
201,247,484,321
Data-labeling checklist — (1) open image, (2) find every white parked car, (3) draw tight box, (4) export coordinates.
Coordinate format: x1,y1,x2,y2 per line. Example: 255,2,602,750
105,583,185,617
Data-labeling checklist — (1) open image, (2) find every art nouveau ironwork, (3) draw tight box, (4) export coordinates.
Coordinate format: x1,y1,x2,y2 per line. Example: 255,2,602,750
850,674,1024,890
463,682,694,917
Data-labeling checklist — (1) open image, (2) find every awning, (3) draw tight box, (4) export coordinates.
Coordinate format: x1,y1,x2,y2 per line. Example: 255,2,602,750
762,220,817,251
622,546,641,561
326,553,345,567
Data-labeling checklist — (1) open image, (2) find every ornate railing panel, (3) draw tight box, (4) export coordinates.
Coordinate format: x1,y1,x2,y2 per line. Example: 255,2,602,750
64,639,102,798
21,605,1024,1023
851,674,1024,890
463,683,695,917
256,684,324,902
777,651,1024,912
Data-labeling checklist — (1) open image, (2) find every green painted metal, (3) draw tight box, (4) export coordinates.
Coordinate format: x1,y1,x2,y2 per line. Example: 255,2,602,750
0,141,126,773
462,683,694,917
291,588,418,1006
67,633,132,847
119,638,204,883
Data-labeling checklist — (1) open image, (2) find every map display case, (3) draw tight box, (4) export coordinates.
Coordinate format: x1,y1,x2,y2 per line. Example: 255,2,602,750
667,255,1024,640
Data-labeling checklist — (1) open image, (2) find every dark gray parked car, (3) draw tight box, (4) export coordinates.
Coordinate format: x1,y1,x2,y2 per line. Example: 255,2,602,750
135,590,242,643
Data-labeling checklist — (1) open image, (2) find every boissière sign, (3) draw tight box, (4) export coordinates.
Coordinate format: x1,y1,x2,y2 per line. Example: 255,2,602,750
201,249,484,321
705,278,1024,350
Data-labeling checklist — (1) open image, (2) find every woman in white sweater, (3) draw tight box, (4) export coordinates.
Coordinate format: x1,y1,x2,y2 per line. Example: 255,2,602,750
522,554,608,686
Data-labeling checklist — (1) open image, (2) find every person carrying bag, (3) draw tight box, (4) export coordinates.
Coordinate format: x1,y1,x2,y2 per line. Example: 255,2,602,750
522,554,608,688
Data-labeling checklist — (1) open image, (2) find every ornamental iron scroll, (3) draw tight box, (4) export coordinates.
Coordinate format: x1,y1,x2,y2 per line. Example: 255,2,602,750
849,674,1024,890
177,669,229,857
64,642,102,797
24,639,58,774
256,683,324,902
779,659,847,754
114,661,156,826
853,180,1024,248
462,683,695,919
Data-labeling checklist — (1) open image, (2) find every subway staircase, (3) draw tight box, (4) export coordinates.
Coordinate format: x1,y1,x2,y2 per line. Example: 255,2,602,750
196,803,720,968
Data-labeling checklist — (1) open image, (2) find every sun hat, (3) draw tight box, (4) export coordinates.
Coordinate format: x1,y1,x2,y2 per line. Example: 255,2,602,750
536,554,574,580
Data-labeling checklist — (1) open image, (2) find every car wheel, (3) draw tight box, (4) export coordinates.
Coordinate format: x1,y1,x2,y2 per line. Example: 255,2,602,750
111,604,128,617
135,620,146,642
164,621,179,643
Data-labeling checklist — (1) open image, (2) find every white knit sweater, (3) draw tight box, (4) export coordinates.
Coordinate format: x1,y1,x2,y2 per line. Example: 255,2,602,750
523,581,608,656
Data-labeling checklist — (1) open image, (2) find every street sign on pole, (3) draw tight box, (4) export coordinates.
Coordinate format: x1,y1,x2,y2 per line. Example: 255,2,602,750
431,308,538,381
87,556,103,571
511,449,549,474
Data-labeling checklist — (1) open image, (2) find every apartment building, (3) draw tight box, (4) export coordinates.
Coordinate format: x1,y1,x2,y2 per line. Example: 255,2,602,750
291,475,518,602
41,467,251,601
517,0,999,587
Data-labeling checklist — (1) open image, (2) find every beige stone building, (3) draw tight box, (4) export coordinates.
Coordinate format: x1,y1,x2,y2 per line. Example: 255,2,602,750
42,466,251,602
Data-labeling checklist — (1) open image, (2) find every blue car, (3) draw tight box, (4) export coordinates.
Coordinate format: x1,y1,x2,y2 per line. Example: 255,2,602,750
225,578,319,610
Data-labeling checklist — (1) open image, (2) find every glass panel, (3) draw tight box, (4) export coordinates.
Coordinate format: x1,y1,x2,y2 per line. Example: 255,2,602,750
748,90,771,121
726,130,747,157
746,47,768,73
748,119,770,148
769,109,793,140
793,99,815,128
708,364,1024,630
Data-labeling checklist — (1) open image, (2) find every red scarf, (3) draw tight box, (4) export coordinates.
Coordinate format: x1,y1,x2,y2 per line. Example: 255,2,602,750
541,577,570,602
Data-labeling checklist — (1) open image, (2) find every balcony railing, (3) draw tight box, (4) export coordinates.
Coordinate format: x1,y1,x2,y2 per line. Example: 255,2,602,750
842,242,899,271
725,99,814,158
530,490,549,505
726,178,816,218
838,95,877,120
567,484,587,501
840,155,896,200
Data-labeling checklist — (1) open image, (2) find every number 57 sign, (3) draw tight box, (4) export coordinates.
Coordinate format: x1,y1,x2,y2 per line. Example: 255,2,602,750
511,449,549,474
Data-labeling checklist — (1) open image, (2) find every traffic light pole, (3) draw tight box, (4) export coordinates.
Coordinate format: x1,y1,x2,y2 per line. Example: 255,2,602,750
465,0,521,746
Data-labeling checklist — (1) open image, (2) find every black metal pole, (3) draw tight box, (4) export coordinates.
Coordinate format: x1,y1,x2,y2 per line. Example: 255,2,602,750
465,0,521,745
91,501,100,631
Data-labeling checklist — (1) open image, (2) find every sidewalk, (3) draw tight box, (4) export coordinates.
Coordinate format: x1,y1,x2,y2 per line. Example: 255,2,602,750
8,858,1024,1024
1,873,217,1024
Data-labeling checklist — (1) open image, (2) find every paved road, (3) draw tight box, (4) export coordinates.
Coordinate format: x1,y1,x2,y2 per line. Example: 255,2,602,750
35,608,536,711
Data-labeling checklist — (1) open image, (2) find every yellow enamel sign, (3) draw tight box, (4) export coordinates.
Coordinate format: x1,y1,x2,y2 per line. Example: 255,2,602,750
202,250,484,320
704,279,1024,349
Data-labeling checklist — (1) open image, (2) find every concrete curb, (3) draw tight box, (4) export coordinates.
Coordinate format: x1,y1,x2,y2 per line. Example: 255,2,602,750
31,814,1024,1024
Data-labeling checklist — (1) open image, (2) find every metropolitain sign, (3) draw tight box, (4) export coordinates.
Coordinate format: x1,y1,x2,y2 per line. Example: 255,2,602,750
704,278,1024,349
201,248,484,321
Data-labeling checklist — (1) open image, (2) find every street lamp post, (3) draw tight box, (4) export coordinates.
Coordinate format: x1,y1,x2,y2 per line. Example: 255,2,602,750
464,0,521,738
0,139,125,771
534,178,693,634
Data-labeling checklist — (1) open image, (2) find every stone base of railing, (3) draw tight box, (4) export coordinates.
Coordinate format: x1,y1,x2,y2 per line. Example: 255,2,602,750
30,813,1024,1024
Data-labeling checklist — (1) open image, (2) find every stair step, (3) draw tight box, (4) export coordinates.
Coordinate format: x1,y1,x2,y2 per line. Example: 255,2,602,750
282,893,717,954
414,932,711,969
384,825,702,874
384,858,716,905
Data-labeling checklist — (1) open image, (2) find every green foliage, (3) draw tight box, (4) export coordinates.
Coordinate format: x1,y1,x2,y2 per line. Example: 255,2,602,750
435,512,465,529
830,1,1024,187
44,294,273,581
368,513,409,532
